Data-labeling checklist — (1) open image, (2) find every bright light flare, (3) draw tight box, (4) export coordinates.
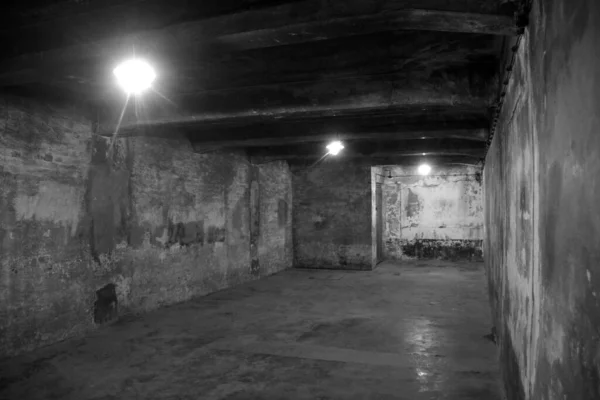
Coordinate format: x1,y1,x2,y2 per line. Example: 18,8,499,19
418,164,432,176
113,59,156,95
326,140,344,156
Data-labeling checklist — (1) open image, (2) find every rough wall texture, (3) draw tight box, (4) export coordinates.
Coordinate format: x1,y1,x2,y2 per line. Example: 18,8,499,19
292,160,371,270
380,166,483,261
0,95,292,357
257,161,293,276
484,0,600,399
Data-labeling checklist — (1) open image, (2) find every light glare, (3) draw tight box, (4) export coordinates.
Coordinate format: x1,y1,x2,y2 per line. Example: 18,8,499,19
418,164,431,176
113,59,156,95
326,140,344,156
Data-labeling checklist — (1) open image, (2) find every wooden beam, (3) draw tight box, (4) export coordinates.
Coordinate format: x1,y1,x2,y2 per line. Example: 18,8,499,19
98,102,491,137
189,128,487,151
96,67,492,135
0,5,516,81
0,0,272,58
0,30,498,89
175,71,488,113
254,154,483,166
246,139,485,158
216,10,517,51
251,151,483,160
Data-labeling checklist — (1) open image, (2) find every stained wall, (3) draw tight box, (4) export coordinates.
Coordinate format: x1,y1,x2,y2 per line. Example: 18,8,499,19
0,95,292,357
484,0,600,398
379,165,483,261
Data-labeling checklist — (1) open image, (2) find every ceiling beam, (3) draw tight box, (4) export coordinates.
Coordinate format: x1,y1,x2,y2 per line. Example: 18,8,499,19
172,70,489,113
0,5,516,82
250,151,483,160
96,68,492,135
253,154,483,166
189,128,488,151
0,31,498,89
215,9,517,51
0,0,274,58
98,103,491,137
245,139,485,158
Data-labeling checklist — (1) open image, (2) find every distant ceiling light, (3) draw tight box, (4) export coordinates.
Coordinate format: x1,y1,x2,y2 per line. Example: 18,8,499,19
113,59,156,95
326,140,344,156
418,164,431,176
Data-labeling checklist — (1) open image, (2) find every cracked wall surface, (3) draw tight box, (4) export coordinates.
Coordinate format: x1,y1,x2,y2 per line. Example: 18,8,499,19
0,95,292,357
379,166,483,261
484,0,600,398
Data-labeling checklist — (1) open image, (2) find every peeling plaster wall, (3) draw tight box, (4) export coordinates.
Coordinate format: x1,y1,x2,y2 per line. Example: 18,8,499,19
0,95,292,357
484,0,600,398
292,160,372,270
379,166,483,261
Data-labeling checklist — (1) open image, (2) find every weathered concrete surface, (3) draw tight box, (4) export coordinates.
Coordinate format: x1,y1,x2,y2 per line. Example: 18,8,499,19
378,166,483,261
0,95,292,357
484,0,600,398
292,160,371,270
0,260,500,399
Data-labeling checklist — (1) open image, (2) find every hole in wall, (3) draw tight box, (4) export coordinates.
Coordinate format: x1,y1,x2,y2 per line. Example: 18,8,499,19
94,283,118,324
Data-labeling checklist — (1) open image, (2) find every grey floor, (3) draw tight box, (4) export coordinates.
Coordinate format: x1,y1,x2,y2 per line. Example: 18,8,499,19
0,260,501,400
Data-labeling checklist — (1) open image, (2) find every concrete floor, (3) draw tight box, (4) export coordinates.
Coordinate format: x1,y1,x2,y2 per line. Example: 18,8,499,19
0,260,500,400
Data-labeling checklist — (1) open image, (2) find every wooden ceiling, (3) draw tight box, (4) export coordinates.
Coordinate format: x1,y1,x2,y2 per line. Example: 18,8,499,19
0,0,522,165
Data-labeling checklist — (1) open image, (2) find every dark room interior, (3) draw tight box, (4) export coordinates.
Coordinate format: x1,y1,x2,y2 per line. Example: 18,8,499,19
1,0,599,399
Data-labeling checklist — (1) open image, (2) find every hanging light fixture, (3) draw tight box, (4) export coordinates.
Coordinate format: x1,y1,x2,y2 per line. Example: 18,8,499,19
418,164,432,176
113,59,156,95
326,141,344,156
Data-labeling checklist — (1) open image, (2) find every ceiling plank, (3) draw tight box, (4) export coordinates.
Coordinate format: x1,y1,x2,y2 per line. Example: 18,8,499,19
215,9,517,51
245,138,485,158
189,128,487,151
98,104,491,136
0,31,498,91
96,67,492,135
0,5,515,81
249,150,483,160
171,70,489,113
98,102,490,139
252,154,483,166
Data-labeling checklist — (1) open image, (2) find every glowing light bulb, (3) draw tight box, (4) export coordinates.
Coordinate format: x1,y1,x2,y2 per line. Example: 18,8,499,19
418,164,431,176
326,140,344,156
113,59,156,95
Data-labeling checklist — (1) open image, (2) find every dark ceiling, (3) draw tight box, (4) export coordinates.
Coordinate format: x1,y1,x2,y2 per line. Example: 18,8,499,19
0,0,524,165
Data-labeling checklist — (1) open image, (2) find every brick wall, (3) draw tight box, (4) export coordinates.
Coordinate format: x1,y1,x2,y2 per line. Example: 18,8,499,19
292,159,372,270
0,95,292,357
